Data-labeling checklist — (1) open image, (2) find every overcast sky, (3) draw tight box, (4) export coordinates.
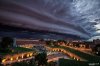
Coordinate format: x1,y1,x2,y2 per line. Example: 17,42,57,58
0,0,100,40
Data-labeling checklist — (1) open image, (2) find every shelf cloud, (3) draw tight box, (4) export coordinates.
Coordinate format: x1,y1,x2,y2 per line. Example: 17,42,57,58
0,0,100,40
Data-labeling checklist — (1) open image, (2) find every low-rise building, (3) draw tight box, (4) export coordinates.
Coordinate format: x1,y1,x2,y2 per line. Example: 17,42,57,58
16,39,46,48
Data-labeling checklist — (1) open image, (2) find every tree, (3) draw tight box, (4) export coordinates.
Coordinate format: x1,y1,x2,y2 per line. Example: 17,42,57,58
48,61,56,66
0,57,2,65
0,57,3,66
94,44,100,56
0,37,13,48
46,41,52,45
39,39,44,42
0,37,14,53
35,52,48,66
57,40,66,43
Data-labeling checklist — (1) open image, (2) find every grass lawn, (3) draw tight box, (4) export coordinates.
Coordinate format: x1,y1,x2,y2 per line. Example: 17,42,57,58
15,47,34,52
48,45,100,63
0,47,34,56
59,58,89,66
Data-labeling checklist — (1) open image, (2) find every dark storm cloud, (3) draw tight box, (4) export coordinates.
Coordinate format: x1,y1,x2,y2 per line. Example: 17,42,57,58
0,0,100,40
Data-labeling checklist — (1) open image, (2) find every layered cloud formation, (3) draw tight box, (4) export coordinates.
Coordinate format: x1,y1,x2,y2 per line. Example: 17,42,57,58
0,0,100,40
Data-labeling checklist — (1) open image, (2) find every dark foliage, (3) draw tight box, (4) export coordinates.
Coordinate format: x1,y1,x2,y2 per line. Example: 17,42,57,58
35,52,48,66
0,37,13,53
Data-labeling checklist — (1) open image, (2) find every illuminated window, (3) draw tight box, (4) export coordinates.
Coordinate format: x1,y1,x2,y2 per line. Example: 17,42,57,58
30,53,33,56
16,57,19,60
11,58,13,61
22,55,24,58
27,54,29,57
2,59,6,63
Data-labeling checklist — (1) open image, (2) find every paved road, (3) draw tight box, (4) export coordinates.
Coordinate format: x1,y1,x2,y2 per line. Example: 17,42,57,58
47,52,69,62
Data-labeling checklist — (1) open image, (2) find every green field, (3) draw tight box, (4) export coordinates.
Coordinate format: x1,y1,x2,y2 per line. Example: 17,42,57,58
0,47,34,56
59,59,89,66
48,45,100,63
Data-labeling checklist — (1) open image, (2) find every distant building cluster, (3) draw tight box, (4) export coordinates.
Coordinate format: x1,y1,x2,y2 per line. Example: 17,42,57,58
16,39,46,48
16,39,47,53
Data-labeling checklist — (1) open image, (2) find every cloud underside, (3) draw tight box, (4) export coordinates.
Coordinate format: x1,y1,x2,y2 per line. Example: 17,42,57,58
0,0,100,40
